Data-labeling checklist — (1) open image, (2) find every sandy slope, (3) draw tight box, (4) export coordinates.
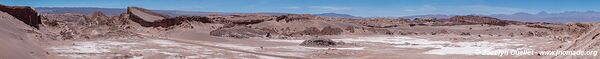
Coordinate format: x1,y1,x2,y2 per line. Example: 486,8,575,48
0,11,47,59
549,23,600,59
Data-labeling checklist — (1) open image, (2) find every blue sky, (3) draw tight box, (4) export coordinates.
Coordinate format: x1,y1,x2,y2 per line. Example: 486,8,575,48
2,0,599,17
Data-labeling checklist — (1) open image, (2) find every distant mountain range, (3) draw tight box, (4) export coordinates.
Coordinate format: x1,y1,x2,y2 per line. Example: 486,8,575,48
35,7,355,18
35,7,599,22
403,11,600,22
490,11,600,22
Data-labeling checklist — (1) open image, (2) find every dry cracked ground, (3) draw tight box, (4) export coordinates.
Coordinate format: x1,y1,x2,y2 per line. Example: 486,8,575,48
1,4,600,59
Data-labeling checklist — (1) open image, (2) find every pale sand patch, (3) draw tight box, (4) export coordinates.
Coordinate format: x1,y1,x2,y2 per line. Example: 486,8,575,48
266,39,305,43
49,40,146,58
128,56,143,59
48,41,113,54
332,36,531,55
48,39,278,59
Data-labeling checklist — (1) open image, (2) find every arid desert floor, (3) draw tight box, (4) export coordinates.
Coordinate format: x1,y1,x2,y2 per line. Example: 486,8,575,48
1,4,599,59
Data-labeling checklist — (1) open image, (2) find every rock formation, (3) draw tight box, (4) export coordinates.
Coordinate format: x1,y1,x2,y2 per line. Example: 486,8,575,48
449,15,521,26
0,11,47,59
1,5,596,59
275,14,319,22
208,14,274,25
292,26,345,35
0,4,42,28
127,7,168,22
87,11,110,25
300,38,344,47
127,7,212,28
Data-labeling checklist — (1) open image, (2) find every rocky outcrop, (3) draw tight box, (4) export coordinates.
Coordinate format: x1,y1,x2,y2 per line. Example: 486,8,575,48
275,14,321,22
449,15,521,26
206,14,348,38
525,23,591,38
244,14,355,36
207,15,274,25
127,7,211,28
0,4,42,28
548,23,600,59
149,16,210,28
87,11,111,25
343,19,406,28
292,26,344,36
300,38,344,47
127,7,168,22
42,14,94,40
127,7,168,27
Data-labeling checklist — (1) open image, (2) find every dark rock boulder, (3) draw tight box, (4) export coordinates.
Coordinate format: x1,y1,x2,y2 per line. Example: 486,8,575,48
275,14,320,22
299,38,344,47
0,4,42,28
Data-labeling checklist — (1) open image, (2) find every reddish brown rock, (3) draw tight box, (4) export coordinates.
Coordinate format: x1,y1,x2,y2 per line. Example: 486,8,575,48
127,7,210,28
0,4,42,28
207,14,274,25
449,15,520,26
127,7,168,22
291,26,344,35
275,14,321,22
0,11,46,59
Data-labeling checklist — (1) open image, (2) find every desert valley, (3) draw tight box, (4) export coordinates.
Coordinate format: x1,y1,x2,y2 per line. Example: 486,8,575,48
1,4,600,59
